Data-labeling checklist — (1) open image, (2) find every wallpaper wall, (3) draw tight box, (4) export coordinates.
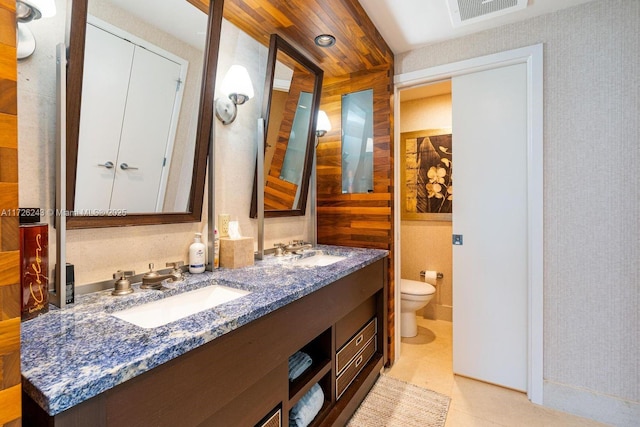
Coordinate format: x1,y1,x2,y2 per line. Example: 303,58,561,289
396,0,639,424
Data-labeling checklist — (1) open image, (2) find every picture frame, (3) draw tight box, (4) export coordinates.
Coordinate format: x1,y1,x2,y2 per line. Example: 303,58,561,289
400,128,453,221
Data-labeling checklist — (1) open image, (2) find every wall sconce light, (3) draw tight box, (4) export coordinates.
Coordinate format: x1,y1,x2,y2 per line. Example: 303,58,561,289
215,65,254,125
316,110,331,137
16,0,56,60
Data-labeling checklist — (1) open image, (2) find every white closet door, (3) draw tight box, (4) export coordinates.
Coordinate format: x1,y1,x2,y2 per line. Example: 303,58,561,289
452,63,528,391
74,23,134,212
109,46,181,213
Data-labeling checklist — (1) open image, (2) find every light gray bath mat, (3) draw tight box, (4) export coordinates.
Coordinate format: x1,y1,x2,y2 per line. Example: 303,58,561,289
347,374,450,427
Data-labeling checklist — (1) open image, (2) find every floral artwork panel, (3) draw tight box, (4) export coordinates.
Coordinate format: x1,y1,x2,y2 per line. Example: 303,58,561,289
401,129,452,221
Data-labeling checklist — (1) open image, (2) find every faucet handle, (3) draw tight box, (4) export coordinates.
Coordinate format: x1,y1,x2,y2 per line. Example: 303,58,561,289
273,243,286,256
112,270,135,296
166,261,184,269
113,270,135,280
166,261,184,281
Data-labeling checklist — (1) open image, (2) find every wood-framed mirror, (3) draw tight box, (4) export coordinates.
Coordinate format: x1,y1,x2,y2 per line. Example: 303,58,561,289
65,0,224,229
250,34,323,218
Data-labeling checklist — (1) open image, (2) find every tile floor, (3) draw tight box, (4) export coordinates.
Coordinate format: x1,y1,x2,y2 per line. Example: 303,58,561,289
385,317,610,427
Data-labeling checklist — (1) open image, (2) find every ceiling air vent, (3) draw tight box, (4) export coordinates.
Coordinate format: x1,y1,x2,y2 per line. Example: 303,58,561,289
447,0,528,27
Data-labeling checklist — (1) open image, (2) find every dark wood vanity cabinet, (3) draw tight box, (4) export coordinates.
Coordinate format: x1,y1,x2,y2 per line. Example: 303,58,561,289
23,258,387,427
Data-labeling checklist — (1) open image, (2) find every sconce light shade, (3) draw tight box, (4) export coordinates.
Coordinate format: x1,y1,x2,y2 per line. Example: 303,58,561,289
16,0,56,21
17,23,36,59
16,0,55,60
28,0,56,17
316,110,331,137
215,65,254,125
220,65,254,104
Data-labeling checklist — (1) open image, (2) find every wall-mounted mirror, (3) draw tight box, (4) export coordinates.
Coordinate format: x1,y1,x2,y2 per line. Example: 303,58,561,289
342,89,374,194
250,34,323,218
65,0,224,228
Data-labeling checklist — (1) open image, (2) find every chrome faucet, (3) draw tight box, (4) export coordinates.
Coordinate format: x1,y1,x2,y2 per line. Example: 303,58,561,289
284,240,313,254
141,263,183,289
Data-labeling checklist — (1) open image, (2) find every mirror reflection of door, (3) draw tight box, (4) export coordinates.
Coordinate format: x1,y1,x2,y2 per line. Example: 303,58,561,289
342,89,374,193
263,53,316,211
75,17,187,214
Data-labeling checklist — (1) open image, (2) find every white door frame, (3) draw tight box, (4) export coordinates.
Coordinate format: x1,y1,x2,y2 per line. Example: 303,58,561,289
393,44,543,404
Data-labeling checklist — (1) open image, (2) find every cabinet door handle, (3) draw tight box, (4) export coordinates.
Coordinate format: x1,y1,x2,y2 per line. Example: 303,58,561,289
355,334,364,346
120,163,139,170
355,354,363,368
98,161,114,169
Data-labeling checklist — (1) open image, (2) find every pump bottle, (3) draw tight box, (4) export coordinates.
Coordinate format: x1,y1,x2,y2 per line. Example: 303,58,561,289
189,233,206,273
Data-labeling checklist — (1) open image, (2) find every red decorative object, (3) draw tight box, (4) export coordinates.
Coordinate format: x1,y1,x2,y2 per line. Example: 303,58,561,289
20,224,49,321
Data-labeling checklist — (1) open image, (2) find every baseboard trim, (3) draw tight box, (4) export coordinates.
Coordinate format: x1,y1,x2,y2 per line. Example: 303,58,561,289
435,304,452,322
544,380,640,427
423,304,452,322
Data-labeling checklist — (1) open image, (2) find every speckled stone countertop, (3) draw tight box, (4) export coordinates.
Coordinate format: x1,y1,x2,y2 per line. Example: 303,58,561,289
21,245,387,416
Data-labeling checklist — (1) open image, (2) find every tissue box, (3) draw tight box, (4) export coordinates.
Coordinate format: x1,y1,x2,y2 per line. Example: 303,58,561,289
219,237,254,269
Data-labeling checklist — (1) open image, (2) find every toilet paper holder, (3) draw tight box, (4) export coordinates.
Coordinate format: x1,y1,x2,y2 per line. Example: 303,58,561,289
420,270,444,279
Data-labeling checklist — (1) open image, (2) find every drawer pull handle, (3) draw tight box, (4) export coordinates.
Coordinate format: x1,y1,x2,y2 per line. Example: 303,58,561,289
355,354,364,368
355,334,364,346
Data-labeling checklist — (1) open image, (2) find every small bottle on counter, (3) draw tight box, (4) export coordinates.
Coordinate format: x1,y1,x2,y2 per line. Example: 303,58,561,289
189,233,206,274
213,228,220,269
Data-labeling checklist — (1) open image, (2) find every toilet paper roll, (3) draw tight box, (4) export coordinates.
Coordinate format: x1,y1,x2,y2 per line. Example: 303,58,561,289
421,270,439,281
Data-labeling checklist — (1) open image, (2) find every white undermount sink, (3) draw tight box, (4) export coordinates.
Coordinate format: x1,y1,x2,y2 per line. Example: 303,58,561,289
291,254,346,267
112,285,251,328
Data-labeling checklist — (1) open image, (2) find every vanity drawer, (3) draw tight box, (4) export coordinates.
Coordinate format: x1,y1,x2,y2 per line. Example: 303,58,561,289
335,296,376,348
336,336,376,399
336,318,376,374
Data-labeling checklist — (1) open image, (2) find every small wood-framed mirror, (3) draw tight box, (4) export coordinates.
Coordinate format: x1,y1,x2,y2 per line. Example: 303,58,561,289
250,34,323,218
65,0,224,228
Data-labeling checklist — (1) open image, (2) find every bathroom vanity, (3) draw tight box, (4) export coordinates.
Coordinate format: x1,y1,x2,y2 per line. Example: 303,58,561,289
21,245,387,426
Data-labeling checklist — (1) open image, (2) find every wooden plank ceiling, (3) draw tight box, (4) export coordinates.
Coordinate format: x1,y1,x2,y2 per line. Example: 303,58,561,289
190,0,393,77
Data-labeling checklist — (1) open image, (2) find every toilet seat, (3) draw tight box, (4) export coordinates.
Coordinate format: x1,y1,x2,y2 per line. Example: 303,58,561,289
401,279,435,297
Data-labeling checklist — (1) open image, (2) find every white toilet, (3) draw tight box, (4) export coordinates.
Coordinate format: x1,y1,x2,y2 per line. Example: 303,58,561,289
400,278,436,338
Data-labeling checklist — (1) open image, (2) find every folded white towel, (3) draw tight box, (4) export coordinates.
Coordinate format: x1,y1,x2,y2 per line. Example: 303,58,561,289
289,351,313,381
289,383,324,427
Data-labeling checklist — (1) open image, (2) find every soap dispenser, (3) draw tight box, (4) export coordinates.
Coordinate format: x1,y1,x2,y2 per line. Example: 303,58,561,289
189,233,206,274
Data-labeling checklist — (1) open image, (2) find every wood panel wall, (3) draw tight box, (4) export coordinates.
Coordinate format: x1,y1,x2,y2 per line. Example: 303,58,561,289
317,65,395,362
0,0,21,425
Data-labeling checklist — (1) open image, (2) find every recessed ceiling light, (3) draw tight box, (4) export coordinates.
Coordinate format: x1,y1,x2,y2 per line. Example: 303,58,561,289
314,34,336,48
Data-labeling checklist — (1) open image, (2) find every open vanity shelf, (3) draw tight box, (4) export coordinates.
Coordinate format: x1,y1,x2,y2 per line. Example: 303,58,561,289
289,328,333,404
285,301,383,427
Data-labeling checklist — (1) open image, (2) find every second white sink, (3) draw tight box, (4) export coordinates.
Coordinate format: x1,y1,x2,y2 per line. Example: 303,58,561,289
112,285,251,328
291,254,346,267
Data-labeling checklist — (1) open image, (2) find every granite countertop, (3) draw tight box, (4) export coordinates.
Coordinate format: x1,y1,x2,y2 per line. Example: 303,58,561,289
21,245,387,416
